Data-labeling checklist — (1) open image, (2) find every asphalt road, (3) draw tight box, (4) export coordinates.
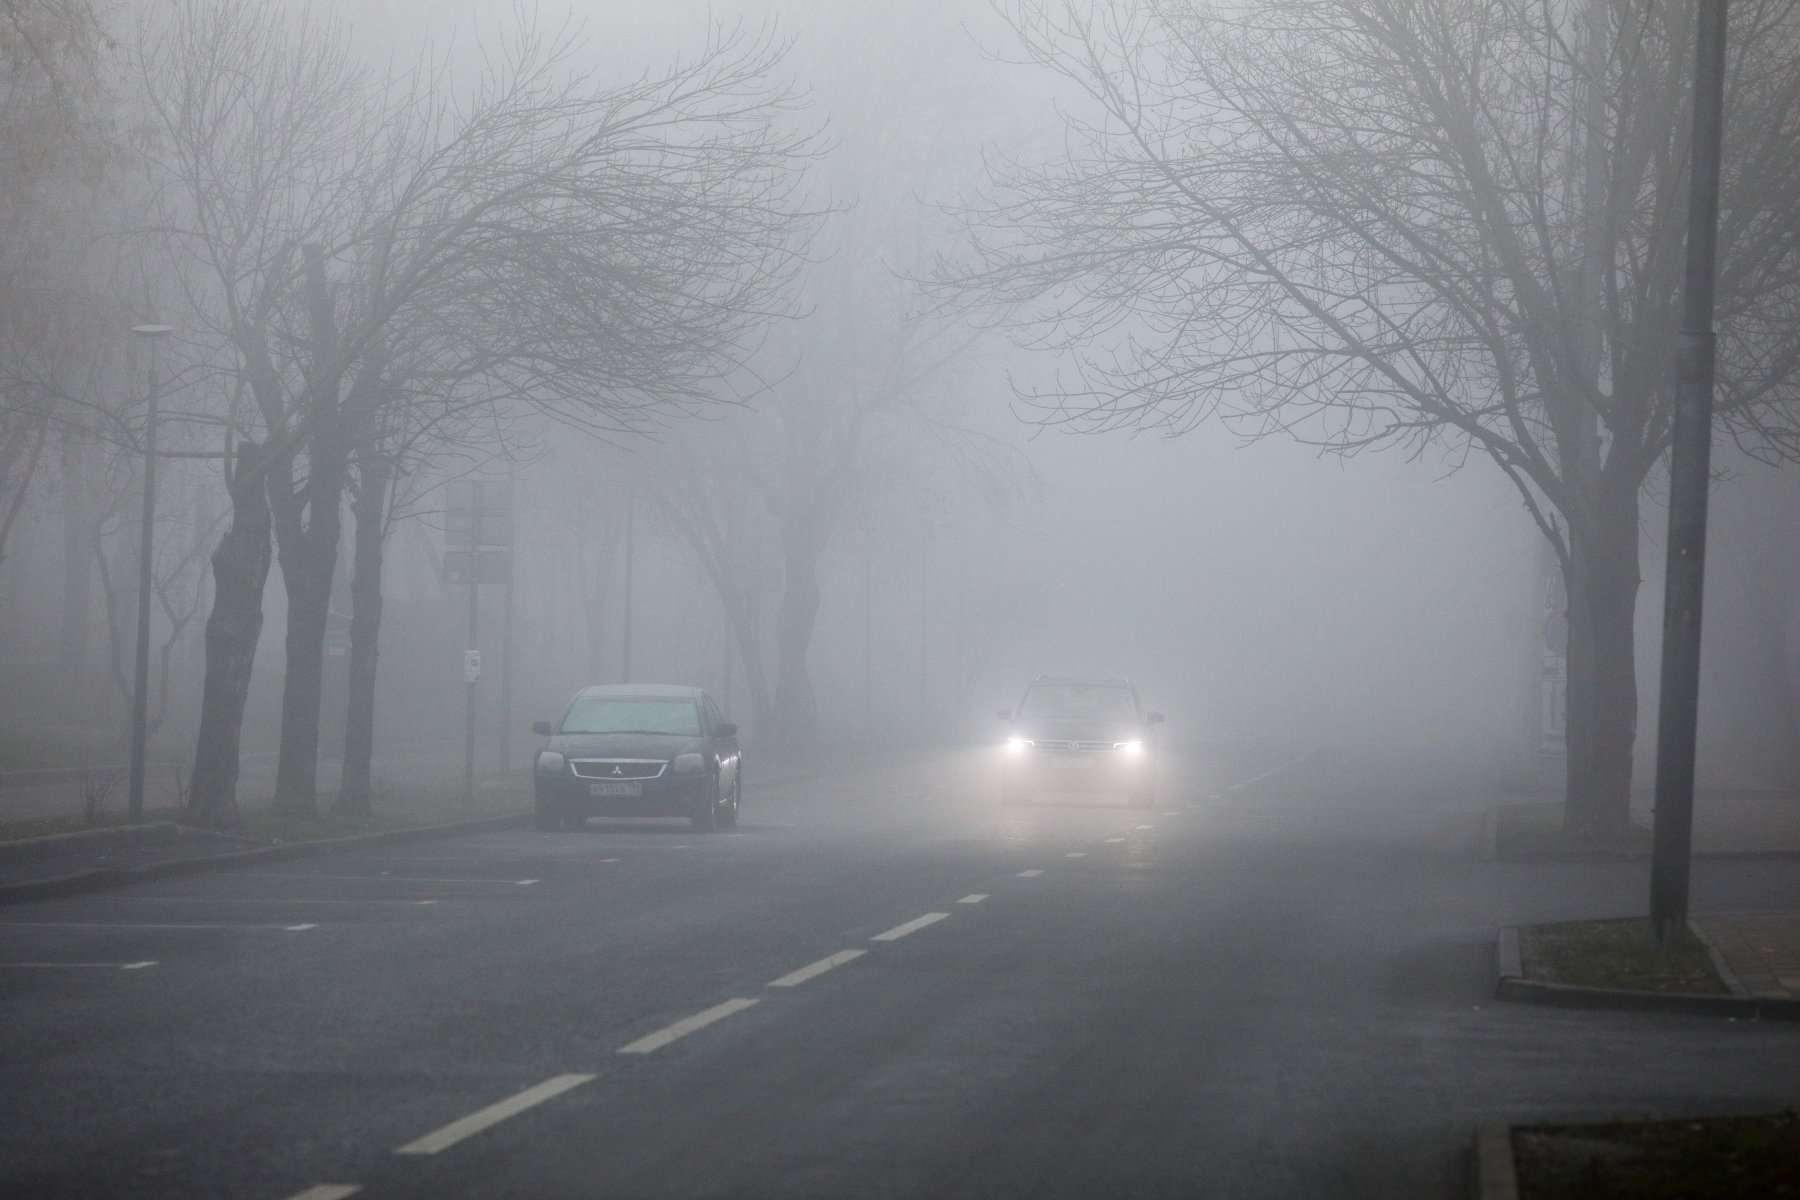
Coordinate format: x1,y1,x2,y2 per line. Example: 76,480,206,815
2,741,1795,1200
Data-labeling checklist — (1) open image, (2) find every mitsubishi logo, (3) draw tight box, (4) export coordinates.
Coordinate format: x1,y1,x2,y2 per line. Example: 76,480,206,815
611,766,624,776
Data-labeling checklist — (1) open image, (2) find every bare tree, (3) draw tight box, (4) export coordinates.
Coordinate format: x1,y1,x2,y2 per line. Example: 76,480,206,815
140,0,819,824
946,0,1800,838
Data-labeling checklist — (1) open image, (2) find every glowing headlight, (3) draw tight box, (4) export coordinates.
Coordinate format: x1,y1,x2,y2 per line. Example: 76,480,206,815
1114,739,1145,756
1005,737,1034,753
535,751,566,773
672,752,708,774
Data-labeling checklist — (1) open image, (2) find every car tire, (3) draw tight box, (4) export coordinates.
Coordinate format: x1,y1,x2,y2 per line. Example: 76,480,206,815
534,802,562,832
690,781,721,832
719,774,740,829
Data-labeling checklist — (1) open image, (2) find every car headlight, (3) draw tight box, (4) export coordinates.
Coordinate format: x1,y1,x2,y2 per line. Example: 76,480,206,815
1114,740,1145,756
1005,737,1034,753
535,751,566,773
672,752,708,774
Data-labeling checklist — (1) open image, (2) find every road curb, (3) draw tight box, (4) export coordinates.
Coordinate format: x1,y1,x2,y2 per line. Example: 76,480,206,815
1471,1123,1517,1200
0,812,530,905
1493,927,1800,1020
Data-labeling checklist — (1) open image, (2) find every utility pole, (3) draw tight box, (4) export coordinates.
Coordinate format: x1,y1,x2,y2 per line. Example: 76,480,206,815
464,569,480,808
620,493,635,683
126,324,172,822
1649,0,1729,943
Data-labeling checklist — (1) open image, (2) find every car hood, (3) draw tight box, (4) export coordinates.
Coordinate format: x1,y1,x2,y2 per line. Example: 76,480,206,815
1013,718,1146,743
547,732,706,759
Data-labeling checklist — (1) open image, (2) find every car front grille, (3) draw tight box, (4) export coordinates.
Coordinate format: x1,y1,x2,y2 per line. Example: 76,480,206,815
569,759,667,780
1034,740,1118,754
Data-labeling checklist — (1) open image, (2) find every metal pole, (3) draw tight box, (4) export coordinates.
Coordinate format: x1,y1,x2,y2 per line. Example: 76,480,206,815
621,494,635,684
499,558,515,774
464,578,479,807
863,549,874,738
126,327,172,820
1649,0,1729,944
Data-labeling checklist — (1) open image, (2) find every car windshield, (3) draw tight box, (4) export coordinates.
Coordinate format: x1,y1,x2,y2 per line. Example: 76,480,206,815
559,697,700,736
1019,684,1138,721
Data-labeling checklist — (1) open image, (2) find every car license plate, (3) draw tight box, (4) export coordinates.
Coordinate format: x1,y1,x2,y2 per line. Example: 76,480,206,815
1047,756,1090,770
589,781,642,797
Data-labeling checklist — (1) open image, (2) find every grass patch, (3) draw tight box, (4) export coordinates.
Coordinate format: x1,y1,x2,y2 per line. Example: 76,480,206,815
1522,917,1727,994
1496,801,1652,858
0,807,184,842
1514,1111,1800,1200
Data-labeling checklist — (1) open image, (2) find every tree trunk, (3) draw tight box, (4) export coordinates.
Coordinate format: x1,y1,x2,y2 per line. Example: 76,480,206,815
336,450,391,817
271,507,341,817
1563,485,1641,841
187,441,273,828
771,531,822,750
57,436,94,681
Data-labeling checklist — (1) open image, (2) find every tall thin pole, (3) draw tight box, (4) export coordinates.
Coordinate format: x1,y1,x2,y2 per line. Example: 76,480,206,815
863,548,874,738
620,494,635,684
1649,0,1729,944
127,328,171,821
499,562,515,774
464,578,479,807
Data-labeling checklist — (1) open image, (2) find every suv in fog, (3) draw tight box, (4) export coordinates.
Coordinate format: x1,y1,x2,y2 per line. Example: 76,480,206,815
997,676,1163,807
531,684,740,831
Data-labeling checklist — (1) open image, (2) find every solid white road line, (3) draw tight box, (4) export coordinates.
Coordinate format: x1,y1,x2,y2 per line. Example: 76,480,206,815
957,894,988,904
395,1074,596,1155
767,950,865,988
258,874,538,886
0,960,156,970
284,1186,362,1200
617,998,761,1054
130,896,438,906
1220,748,1321,795
870,912,950,942
1017,869,1044,877
0,921,313,931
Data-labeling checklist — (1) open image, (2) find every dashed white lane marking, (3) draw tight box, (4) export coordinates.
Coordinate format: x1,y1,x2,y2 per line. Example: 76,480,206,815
1219,748,1319,794
395,1074,596,1154
601,858,620,863
871,912,950,942
1064,852,1087,859
957,894,988,904
258,874,539,886
284,1186,361,1200
0,960,156,970
1103,837,1124,843
1017,869,1044,877
618,998,761,1054
1135,824,1154,830
767,950,865,988
285,924,318,931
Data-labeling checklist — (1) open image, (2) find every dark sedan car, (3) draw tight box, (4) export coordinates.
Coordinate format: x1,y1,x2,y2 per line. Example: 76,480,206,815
531,684,741,831
997,675,1163,807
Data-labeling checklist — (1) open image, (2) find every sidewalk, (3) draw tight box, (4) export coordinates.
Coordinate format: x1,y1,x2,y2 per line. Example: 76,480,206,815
1692,913,1800,999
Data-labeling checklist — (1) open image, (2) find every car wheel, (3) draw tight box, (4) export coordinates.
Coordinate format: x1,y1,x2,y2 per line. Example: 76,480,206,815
719,774,740,829
690,780,721,832
534,801,562,832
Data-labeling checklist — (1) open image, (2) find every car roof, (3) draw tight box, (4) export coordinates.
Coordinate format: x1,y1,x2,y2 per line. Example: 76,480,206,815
573,684,705,700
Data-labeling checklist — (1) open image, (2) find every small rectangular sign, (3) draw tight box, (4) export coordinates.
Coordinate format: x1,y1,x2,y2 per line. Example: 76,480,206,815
463,650,482,683
590,781,642,797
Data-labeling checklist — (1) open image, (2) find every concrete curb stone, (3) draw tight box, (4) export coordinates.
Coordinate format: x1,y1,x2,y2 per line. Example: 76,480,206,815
0,812,530,905
1471,1123,1517,1200
1493,926,1800,1020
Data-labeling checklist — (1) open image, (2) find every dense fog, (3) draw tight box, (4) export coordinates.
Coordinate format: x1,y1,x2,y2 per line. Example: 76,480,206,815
3,0,1798,826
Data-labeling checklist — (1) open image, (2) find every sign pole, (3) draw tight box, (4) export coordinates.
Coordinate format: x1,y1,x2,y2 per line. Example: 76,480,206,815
464,576,479,808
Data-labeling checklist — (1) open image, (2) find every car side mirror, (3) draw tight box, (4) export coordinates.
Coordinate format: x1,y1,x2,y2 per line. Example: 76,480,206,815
531,720,554,737
1145,711,1165,725
714,722,739,739
996,708,1012,721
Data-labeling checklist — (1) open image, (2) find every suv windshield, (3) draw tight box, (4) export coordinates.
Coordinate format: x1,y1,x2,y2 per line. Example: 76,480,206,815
1019,684,1138,721
560,697,700,736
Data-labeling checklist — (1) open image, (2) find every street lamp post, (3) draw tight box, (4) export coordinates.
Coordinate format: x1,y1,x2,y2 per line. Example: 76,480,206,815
127,324,173,823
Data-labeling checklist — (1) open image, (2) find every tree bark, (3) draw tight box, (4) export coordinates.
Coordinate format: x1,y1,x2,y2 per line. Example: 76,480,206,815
187,441,273,828
1563,483,1641,841
335,448,390,816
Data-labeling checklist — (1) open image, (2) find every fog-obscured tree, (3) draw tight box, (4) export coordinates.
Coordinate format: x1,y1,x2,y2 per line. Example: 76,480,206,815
947,0,1800,839
141,0,819,824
